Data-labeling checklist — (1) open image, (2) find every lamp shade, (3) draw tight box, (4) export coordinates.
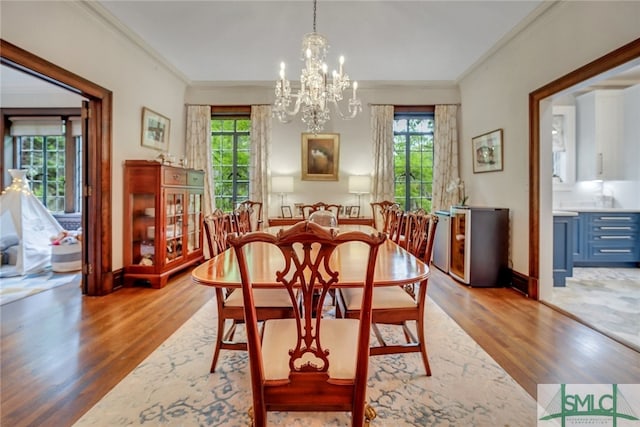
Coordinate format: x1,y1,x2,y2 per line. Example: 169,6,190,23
272,176,294,193
348,175,371,194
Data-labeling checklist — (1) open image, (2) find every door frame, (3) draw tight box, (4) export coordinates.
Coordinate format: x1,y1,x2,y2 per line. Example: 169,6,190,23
528,37,640,299
0,39,114,296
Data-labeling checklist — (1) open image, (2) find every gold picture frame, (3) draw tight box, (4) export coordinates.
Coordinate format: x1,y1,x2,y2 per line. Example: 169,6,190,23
301,133,339,181
141,107,170,151
472,128,503,173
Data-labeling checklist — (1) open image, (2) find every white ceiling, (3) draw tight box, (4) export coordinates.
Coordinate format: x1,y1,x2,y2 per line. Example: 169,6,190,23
2,1,639,97
94,0,546,84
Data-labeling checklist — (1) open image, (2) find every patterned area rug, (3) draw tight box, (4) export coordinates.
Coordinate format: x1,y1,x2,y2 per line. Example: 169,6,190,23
73,297,536,426
549,268,640,351
0,269,81,306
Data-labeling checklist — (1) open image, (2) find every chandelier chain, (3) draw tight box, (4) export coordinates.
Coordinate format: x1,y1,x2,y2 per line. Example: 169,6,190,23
312,0,317,32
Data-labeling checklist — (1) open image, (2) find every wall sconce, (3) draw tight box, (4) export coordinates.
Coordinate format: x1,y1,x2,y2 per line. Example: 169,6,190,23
272,176,294,207
348,175,371,217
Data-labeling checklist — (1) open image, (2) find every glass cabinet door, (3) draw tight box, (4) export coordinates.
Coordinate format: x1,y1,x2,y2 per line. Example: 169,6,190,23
131,192,156,267
165,190,184,264
187,191,202,254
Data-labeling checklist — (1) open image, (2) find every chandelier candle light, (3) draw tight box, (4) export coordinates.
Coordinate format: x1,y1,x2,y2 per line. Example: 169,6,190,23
273,0,361,134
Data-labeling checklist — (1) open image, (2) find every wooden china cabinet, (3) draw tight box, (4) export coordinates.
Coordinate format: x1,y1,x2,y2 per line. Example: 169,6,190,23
123,160,204,288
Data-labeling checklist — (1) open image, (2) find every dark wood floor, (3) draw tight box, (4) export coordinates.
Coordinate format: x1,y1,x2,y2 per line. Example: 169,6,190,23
1,266,639,427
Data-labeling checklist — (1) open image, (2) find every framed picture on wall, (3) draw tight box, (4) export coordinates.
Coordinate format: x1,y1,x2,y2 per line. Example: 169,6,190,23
472,128,503,173
301,133,339,181
141,107,170,151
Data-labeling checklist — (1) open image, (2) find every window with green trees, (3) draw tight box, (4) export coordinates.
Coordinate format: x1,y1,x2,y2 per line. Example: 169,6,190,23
18,135,67,212
211,116,250,212
393,113,435,212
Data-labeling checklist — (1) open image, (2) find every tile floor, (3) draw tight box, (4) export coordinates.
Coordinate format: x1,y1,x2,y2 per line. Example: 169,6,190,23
548,267,640,351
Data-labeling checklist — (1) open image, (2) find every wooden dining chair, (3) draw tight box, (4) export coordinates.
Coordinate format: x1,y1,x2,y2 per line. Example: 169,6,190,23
228,221,386,426
370,200,399,232
301,202,342,220
231,204,252,235
203,209,294,373
238,200,263,231
386,205,406,246
336,212,438,376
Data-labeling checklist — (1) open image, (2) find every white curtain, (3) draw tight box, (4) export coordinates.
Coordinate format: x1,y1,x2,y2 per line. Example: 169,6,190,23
185,105,214,215
432,104,460,212
250,105,271,225
371,105,395,202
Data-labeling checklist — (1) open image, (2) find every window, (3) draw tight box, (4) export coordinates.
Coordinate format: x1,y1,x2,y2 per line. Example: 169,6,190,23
10,112,82,213
393,112,435,212
18,134,67,212
210,116,250,212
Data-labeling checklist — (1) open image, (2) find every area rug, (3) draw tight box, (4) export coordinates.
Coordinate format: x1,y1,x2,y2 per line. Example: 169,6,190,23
549,273,640,352
0,269,81,306
73,296,536,426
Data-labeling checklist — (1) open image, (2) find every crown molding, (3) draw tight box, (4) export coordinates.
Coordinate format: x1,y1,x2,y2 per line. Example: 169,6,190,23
76,1,191,85
456,0,558,84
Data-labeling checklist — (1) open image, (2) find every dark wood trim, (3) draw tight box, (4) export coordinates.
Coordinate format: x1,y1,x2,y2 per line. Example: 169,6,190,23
528,37,640,300
211,105,250,115
0,39,114,296
112,267,125,290
394,105,435,113
510,269,529,296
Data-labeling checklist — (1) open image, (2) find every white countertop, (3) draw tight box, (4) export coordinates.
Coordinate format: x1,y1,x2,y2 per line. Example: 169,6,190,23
553,211,579,216
554,208,640,214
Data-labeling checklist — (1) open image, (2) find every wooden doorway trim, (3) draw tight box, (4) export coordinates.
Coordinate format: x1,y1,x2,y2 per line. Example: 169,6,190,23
1,39,114,296
528,37,640,300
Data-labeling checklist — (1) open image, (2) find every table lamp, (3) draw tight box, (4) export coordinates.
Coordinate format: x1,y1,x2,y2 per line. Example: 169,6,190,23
272,176,294,208
348,175,371,218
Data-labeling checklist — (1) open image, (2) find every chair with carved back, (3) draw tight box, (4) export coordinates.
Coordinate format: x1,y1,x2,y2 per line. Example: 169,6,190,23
202,209,294,373
370,200,399,232
231,204,252,235
228,221,386,426
238,200,263,231
336,212,438,376
301,202,342,220
385,205,406,247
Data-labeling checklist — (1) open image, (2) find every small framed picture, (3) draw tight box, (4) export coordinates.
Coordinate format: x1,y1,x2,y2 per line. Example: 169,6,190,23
472,128,503,173
141,107,170,151
349,206,360,218
281,205,293,218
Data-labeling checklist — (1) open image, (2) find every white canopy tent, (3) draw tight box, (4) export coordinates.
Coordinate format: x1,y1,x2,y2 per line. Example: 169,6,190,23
0,169,63,277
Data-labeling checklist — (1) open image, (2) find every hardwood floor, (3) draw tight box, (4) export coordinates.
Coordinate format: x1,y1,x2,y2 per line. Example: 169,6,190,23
2,266,639,427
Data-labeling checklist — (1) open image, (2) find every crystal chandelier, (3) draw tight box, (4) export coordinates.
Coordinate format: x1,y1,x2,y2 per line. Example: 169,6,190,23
273,0,361,134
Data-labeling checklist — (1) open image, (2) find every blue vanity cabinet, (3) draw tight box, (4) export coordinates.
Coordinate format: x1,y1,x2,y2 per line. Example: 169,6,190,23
574,212,640,267
553,215,575,286
572,214,586,262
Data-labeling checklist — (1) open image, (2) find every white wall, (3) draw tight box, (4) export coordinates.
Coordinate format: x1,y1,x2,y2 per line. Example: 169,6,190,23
1,1,189,270
458,1,640,279
186,84,460,218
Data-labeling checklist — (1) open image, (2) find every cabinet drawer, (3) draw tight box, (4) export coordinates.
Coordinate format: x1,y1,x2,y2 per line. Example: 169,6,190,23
588,242,639,262
187,171,204,187
163,168,187,186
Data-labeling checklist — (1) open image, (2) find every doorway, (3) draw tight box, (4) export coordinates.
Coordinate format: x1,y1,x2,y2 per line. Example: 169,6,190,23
529,38,640,349
0,39,114,296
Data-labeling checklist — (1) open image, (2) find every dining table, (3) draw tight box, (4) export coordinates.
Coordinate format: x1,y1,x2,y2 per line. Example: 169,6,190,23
191,225,430,289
